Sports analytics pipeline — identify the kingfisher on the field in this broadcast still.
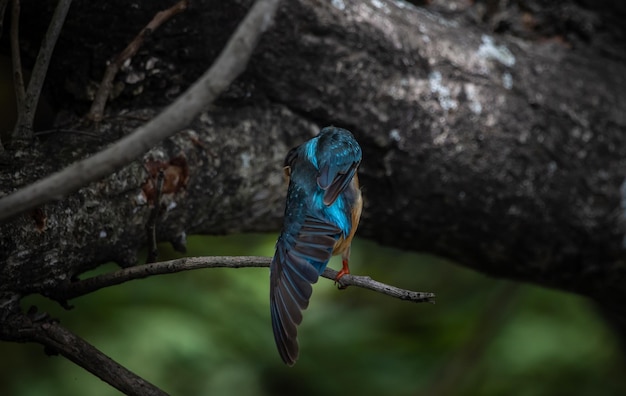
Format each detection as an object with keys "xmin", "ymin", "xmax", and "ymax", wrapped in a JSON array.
[{"xmin": 270, "ymin": 126, "xmax": 363, "ymax": 366}]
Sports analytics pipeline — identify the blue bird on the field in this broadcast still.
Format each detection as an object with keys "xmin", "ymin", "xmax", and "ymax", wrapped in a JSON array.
[{"xmin": 270, "ymin": 126, "xmax": 363, "ymax": 366}]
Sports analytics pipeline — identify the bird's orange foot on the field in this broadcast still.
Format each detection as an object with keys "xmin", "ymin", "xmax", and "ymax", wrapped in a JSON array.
[{"xmin": 334, "ymin": 259, "xmax": 351, "ymax": 289}]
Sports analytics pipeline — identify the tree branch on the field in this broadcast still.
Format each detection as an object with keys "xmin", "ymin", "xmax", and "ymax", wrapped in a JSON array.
[
  {"xmin": 30, "ymin": 254, "xmax": 433, "ymax": 396},
  {"xmin": 6, "ymin": 312, "xmax": 168, "ymax": 396},
  {"xmin": 327, "ymin": 267, "xmax": 436, "ymax": 303},
  {"xmin": 10, "ymin": 0, "xmax": 25, "ymax": 111},
  {"xmin": 0, "ymin": 0, "xmax": 281, "ymax": 222},
  {"xmin": 0, "ymin": 0, "xmax": 9, "ymax": 152},
  {"xmin": 12, "ymin": 0, "xmax": 73, "ymax": 142},
  {"xmin": 87, "ymin": 0, "xmax": 190, "ymax": 124},
  {"xmin": 50, "ymin": 256, "xmax": 435, "ymax": 304},
  {"xmin": 0, "ymin": 0, "xmax": 8, "ymax": 42}
]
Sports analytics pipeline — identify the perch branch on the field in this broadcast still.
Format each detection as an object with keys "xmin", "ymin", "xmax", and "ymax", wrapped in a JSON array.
[
  {"xmin": 0, "ymin": 0, "xmax": 281, "ymax": 222},
  {"xmin": 6, "ymin": 313, "xmax": 168, "ymax": 396},
  {"xmin": 12, "ymin": 0, "xmax": 73, "ymax": 142},
  {"xmin": 326, "ymin": 267, "xmax": 436, "ymax": 303},
  {"xmin": 87, "ymin": 0, "xmax": 190, "ymax": 124},
  {"xmin": 50, "ymin": 256, "xmax": 436, "ymax": 303}
]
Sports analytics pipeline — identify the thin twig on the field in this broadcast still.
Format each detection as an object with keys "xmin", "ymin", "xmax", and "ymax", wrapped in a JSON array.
[
  {"xmin": 145, "ymin": 170, "xmax": 164, "ymax": 264},
  {"xmin": 0, "ymin": 0, "xmax": 6, "ymax": 153},
  {"xmin": 0, "ymin": 0, "xmax": 6, "ymax": 148},
  {"xmin": 8, "ymin": 314, "xmax": 168, "ymax": 396},
  {"xmin": 50, "ymin": 256, "xmax": 436, "ymax": 303},
  {"xmin": 10, "ymin": 0, "xmax": 25, "ymax": 111},
  {"xmin": 33, "ymin": 129, "xmax": 100, "ymax": 138},
  {"xmin": 0, "ymin": 0, "xmax": 5, "ymax": 161},
  {"xmin": 0, "ymin": 0, "xmax": 282, "ymax": 222},
  {"xmin": 87, "ymin": 0, "xmax": 189, "ymax": 124},
  {"xmin": 0, "ymin": 0, "xmax": 9, "ymax": 42},
  {"xmin": 12, "ymin": 0, "xmax": 73, "ymax": 142},
  {"xmin": 328, "ymin": 267, "xmax": 436, "ymax": 303}
]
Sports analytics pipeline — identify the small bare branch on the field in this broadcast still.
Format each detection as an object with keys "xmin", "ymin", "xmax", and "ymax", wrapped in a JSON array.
[
  {"xmin": 50, "ymin": 256, "xmax": 436, "ymax": 304},
  {"xmin": 10, "ymin": 0, "xmax": 25, "ymax": 111},
  {"xmin": 87, "ymin": 0, "xmax": 189, "ymax": 124},
  {"xmin": 327, "ymin": 267, "xmax": 436, "ymax": 303},
  {"xmin": 0, "ymin": 0, "xmax": 6, "ymax": 152},
  {"xmin": 0, "ymin": 0, "xmax": 282, "ymax": 222},
  {"xmin": 0, "ymin": 0, "xmax": 9, "ymax": 42},
  {"xmin": 12, "ymin": 0, "xmax": 73, "ymax": 142}
]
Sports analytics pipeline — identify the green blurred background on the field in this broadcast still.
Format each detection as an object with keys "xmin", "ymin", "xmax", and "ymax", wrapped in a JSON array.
[{"xmin": 1, "ymin": 234, "xmax": 625, "ymax": 396}]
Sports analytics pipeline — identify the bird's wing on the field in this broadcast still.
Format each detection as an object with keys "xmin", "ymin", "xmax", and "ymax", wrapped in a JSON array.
[
  {"xmin": 316, "ymin": 145, "xmax": 361, "ymax": 206},
  {"xmin": 318, "ymin": 161, "xmax": 359, "ymax": 206},
  {"xmin": 270, "ymin": 215, "xmax": 341, "ymax": 366}
]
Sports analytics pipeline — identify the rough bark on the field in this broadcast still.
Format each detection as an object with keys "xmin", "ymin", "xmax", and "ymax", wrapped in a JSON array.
[{"xmin": 1, "ymin": 0, "xmax": 625, "ymax": 326}]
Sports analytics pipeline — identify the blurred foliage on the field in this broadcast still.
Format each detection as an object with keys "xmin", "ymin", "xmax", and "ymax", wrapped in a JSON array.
[{"xmin": 1, "ymin": 234, "xmax": 625, "ymax": 396}]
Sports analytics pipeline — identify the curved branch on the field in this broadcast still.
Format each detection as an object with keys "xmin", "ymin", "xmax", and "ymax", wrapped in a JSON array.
[
  {"xmin": 10, "ymin": 0, "xmax": 25, "ymax": 110},
  {"xmin": 13, "ymin": 0, "xmax": 73, "ymax": 141},
  {"xmin": 87, "ymin": 0, "xmax": 190, "ymax": 123},
  {"xmin": 3, "ymin": 310, "xmax": 167, "ymax": 396},
  {"xmin": 0, "ymin": 0, "xmax": 281, "ymax": 222},
  {"xmin": 31, "ymin": 320, "xmax": 168, "ymax": 396},
  {"xmin": 50, "ymin": 256, "xmax": 435, "ymax": 304}
]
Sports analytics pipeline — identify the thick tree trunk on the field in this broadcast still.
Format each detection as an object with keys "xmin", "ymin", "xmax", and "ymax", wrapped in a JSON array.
[{"xmin": 1, "ymin": 0, "xmax": 625, "ymax": 325}]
